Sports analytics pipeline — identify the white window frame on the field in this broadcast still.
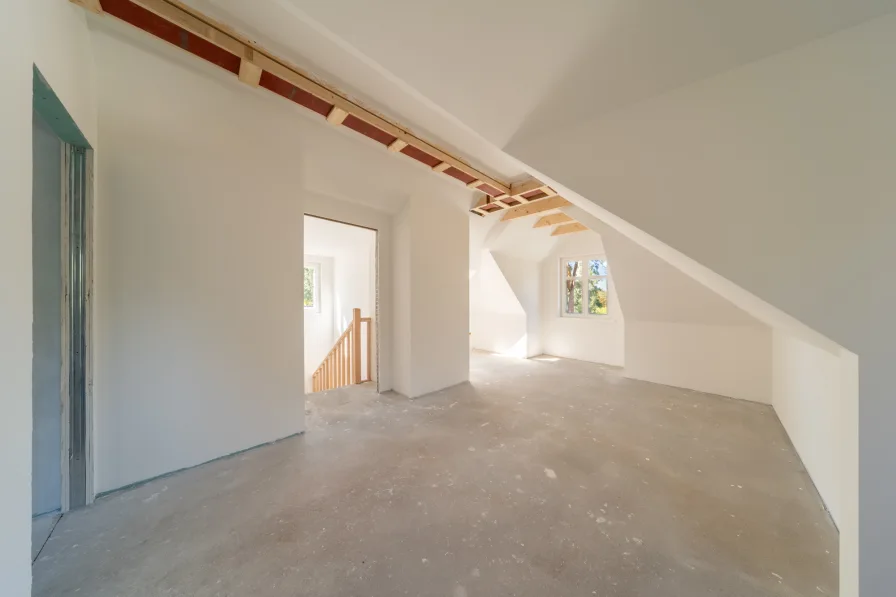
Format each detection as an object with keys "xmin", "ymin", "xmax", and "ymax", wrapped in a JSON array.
[
  {"xmin": 560, "ymin": 255, "xmax": 609, "ymax": 318},
  {"xmin": 304, "ymin": 262, "xmax": 321, "ymax": 312}
]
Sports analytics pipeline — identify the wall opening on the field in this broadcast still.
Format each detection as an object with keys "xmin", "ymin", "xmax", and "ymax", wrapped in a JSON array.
[
  {"xmin": 303, "ymin": 215, "xmax": 378, "ymax": 394},
  {"xmin": 31, "ymin": 67, "xmax": 95, "ymax": 556}
]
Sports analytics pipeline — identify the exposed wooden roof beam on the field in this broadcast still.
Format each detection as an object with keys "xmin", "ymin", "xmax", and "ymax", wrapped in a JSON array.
[
  {"xmin": 534, "ymin": 213, "xmax": 573, "ymax": 228},
  {"xmin": 470, "ymin": 196, "xmax": 490, "ymax": 216},
  {"xmin": 509, "ymin": 179, "xmax": 553, "ymax": 198},
  {"xmin": 500, "ymin": 195, "xmax": 571, "ymax": 221},
  {"xmin": 90, "ymin": 0, "xmax": 512, "ymax": 195},
  {"xmin": 551, "ymin": 222, "xmax": 588, "ymax": 236},
  {"xmin": 490, "ymin": 194, "xmax": 514, "ymax": 208}
]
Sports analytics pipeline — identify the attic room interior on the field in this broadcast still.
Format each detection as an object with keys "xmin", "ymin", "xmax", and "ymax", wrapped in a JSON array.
[{"xmin": 4, "ymin": 1, "xmax": 895, "ymax": 596}]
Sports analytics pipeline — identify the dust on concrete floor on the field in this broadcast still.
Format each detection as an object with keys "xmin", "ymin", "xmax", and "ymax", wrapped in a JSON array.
[{"xmin": 33, "ymin": 351, "xmax": 837, "ymax": 596}]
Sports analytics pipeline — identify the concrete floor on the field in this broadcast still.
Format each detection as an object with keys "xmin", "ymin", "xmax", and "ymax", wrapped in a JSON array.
[
  {"xmin": 31, "ymin": 513, "xmax": 60, "ymax": 563},
  {"xmin": 33, "ymin": 352, "xmax": 837, "ymax": 596}
]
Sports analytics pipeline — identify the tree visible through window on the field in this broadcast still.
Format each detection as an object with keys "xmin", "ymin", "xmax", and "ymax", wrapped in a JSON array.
[
  {"xmin": 563, "ymin": 257, "xmax": 608, "ymax": 316},
  {"xmin": 304, "ymin": 266, "xmax": 315, "ymax": 308}
]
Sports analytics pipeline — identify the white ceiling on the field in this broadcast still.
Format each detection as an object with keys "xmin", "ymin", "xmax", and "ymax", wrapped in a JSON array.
[{"xmin": 192, "ymin": 0, "xmax": 896, "ymax": 158}]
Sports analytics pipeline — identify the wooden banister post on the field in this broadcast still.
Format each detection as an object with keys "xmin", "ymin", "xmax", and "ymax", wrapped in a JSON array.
[
  {"xmin": 352, "ymin": 308, "xmax": 362, "ymax": 384},
  {"xmin": 366, "ymin": 319, "xmax": 372, "ymax": 383}
]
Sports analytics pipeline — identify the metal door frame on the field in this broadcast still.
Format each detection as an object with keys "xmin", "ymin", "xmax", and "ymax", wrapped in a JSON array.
[
  {"xmin": 61, "ymin": 145, "xmax": 94, "ymax": 510},
  {"xmin": 36, "ymin": 66, "xmax": 95, "ymax": 511}
]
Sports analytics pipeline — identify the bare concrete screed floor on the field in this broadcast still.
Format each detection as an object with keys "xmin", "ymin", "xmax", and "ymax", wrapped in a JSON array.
[{"xmin": 33, "ymin": 352, "xmax": 837, "ymax": 596}]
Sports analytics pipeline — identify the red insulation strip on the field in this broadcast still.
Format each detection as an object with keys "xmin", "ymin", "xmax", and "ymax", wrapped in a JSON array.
[
  {"xmin": 103, "ymin": 0, "xmax": 240, "ymax": 74},
  {"xmin": 258, "ymin": 71, "xmax": 332, "ymax": 116},
  {"xmin": 400, "ymin": 145, "xmax": 442, "ymax": 168},
  {"xmin": 342, "ymin": 115, "xmax": 395, "ymax": 146},
  {"xmin": 443, "ymin": 167, "xmax": 476, "ymax": 185}
]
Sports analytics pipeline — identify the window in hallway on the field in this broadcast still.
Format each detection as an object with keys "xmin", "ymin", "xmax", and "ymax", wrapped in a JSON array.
[{"xmin": 304, "ymin": 263, "xmax": 319, "ymax": 310}]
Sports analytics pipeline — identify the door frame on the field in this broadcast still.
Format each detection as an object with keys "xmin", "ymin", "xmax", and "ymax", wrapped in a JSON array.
[
  {"xmin": 35, "ymin": 66, "xmax": 95, "ymax": 511},
  {"xmin": 303, "ymin": 214, "xmax": 381, "ymax": 392}
]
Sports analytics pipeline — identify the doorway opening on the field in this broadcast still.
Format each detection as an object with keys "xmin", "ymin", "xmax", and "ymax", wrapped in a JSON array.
[
  {"xmin": 303, "ymin": 215, "xmax": 378, "ymax": 394},
  {"xmin": 32, "ymin": 67, "xmax": 94, "ymax": 559}
]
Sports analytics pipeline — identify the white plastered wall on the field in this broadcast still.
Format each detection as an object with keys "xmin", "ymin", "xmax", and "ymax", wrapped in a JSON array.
[
  {"xmin": 393, "ymin": 193, "xmax": 470, "ymax": 398},
  {"xmin": 772, "ymin": 331, "xmax": 843, "ymax": 526},
  {"xmin": 585, "ymin": 217, "xmax": 772, "ymax": 404},
  {"xmin": 470, "ymin": 251, "xmax": 527, "ymax": 357},
  {"xmin": 491, "ymin": 254, "xmax": 542, "ymax": 357},
  {"xmin": 92, "ymin": 28, "xmax": 305, "ymax": 493},
  {"xmin": 392, "ymin": 205, "xmax": 413, "ymax": 396},
  {"xmin": 2, "ymin": 3, "xmax": 35, "ymax": 594}
]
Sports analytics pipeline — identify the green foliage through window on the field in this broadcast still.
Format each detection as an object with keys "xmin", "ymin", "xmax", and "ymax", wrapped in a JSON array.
[
  {"xmin": 304, "ymin": 266, "xmax": 315, "ymax": 308},
  {"xmin": 564, "ymin": 257, "xmax": 608, "ymax": 316}
]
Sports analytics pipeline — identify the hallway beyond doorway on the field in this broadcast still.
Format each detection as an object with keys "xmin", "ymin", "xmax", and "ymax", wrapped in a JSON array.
[{"xmin": 304, "ymin": 215, "xmax": 377, "ymax": 394}]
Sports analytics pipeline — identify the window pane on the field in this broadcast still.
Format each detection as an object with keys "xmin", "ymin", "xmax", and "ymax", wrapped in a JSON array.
[
  {"xmin": 588, "ymin": 278, "xmax": 608, "ymax": 315},
  {"xmin": 304, "ymin": 267, "xmax": 315, "ymax": 307},
  {"xmin": 589, "ymin": 259, "xmax": 608, "ymax": 276},
  {"xmin": 565, "ymin": 279, "xmax": 583, "ymax": 314},
  {"xmin": 565, "ymin": 260, "xmax": 582, "ymax": 278}
]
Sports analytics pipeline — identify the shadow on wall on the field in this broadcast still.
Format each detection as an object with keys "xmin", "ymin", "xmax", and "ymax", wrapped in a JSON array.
[{"xmin": 469, "ymin": 250, "xmax": 528, "ymax": 357}]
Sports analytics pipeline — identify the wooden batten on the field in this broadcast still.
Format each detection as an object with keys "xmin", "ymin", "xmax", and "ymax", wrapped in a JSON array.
[
  {"xmin": 326, "ymin": 106, "xmax": 348, "ymax": 125},
  {"xmin": 551, "ymin": 222, "xmax": 588, "ymax": 236},
  {"xmin": 509, "ymin": 178, "xmax": 553, "ymax": 198},
  {"xmin": 534, "ymin": 213, "xmax": 573, "ymax": 228},
  {"xmin": 432, "ymin": 162, "xmax": 451, "ymax": 173},
  {"xmin": 388, "ymin": 139, "xmax": 408, "ymax": 152},
  {"xmin": 238, "ymin": 58, "xmax": 262, "ymax": 87},
  {"xmin": 500, "ymin": 195, "xmax": 571, "ymax": 221}
]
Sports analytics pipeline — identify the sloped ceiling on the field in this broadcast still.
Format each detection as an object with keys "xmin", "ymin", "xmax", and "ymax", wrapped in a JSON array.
[
  {"xmin": 587, "ymin": 219, "xmax": 763, "ymax": 327},
  {"xmin": 191, "ymin": 0, "xmax": 896, "ymax": 150}
]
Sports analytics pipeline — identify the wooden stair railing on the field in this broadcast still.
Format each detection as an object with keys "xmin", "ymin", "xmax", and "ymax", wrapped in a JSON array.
[{"xmin": 312, "ymin": 308, "xmax": 373, "ymax": 392}]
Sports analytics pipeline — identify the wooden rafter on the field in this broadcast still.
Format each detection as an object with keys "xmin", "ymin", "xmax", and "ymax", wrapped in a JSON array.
[
  {"xmin": 551, "ymin": 222, "xmax": 588, "ymax": 236},
  {"xmin": 76, "ymin": 0, "xmax": 513, "ymax": 196},
  {"xmin": 463, "ymin": 177, "xmax": 557, "ymax": 217},
  {"xmin": 534, "ymin": 213, "xmax": 573, "ymax": 228},
  {"xmin": 500, "ymin": 195, "xmax": 571, "ymax": 221}
]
